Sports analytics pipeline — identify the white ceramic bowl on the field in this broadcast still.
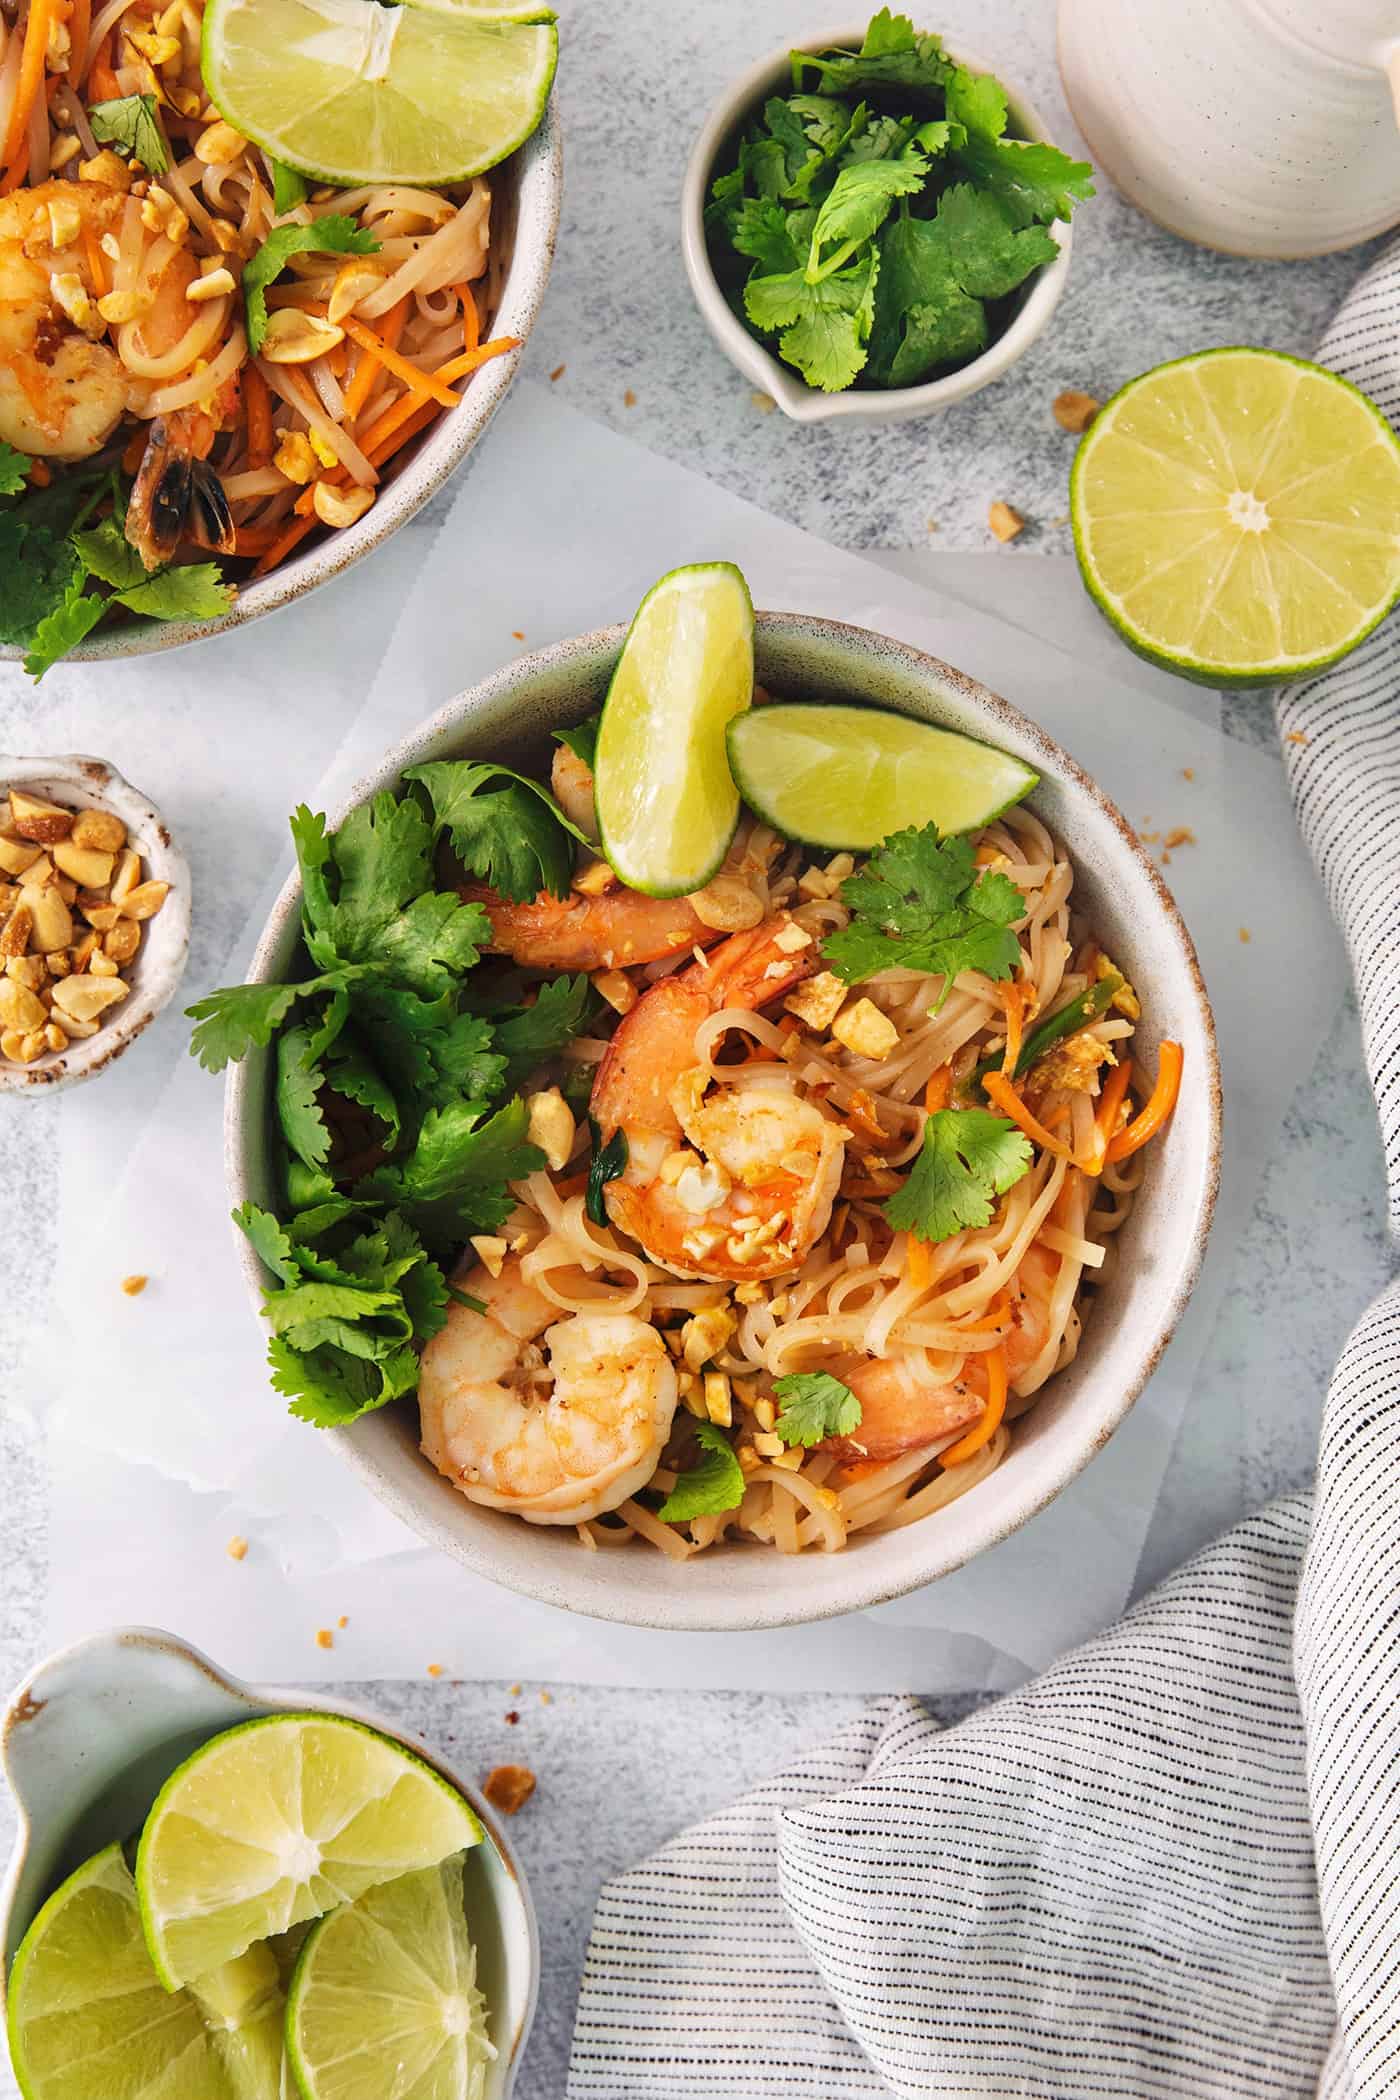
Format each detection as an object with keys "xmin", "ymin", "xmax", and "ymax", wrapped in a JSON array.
[
  {"xmin": 0, "ymin": 1628, "xmax": 538, "ymax": 2098},
  {"xmin": 0, "ymin": 755, "xmax": 190, "ymax": 1093},
  {"xmin": 226, "ymin": 612, "xmax": 1221, "ymax": 1633},
  {"xmin": 681, "ymin": 26, "xmax": 1073, "ymax": 424},
  {"xmin": 0, "ymin": 109, "xmax": 562, "ymax": 669}
]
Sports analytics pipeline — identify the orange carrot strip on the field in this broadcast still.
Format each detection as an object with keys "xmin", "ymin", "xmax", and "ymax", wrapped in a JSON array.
[
  {"xmin": 251, "ymin": 512, "xmax": 317, "ymax": 578},
  {"xmin": 0, "ymin": 138, "xmax": 29, "ymax": 195},
  {"xmin": 87, "ymin": 31, "xmax": 117, "ymax": 97},
  {"xmin": 121, "ymin": 428, "xmax": 146, "ymax": 475},
  {"xmin": 65, "ymin": 0, "xmax": 89, "ymax": 86},
  {"xmin": 1105, "ymin": 1042, "xmax": 1183, "ymax": 1164},
  {"xmin": 982, "ymin": 1071, "xmax": 1074, "ymax": 1161},
  {"xmin": 26, "ymin": 457, "xmax": 50, "ymax": 486},
  {"xmin": 243, "ymin": 363, "xmax": 273, "ymax": 469},
  {"xmin": 1051, "ymin": 1164, "xmax": 1082, "ymax": 1228},
  {"xmin": 905, "ymin": 1236, "xmax": 932, "ymax": 1293},
  {"xmin": 1085, "ymin": 1055, "xmax": 1134, "ymax": 1175},
  {"xmin": 923, "ymin": 1064, "xmax": 951, "ymax": 1113},
  {"xmin": 342, "ymin": 315, "xmax": 461, "ymax": 409},
  {"xmin": 432, "ymin": 334, "xmax": 519, "ymax": 385},
  {"xmin": 455, "ymin": 281, "xmax": 479, "ymax": 352},
  {"xmin": 342, "ymin": 295, "xmax": 408, "ymax": 421},
  {"xmin": 233, "ymin": 524, "xmax": 283, "ymax": 556},
  {"xmin": 999, "ymin": 982, "xmax": 1025, "ymax": 1076},
  {"xmin": 939, "ymin": 1343, "xmax": 1008, "ymax": 1467},
  {"xmin": 2, "ymin": 0, "xmax": 55, "ymax": 179},
  {"xmin": 81, "ymin": 220, "xmax": 108, "ymax": 298}
]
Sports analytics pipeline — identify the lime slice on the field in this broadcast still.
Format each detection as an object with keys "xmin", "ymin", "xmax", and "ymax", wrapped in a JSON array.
[
  {"xmin": 135, "ymin": 1714, "xmax": 482, "ymax": 1990},
  {"xmin": 726, "ymin": 703, "xmax": 1037, "ymax": 849},
  {"xmin": 286, "ymin": 1854, "xmax": 494, "ymax": 2100},
  {"xmin": 400, "ymin": 0, "xmax": 554, "ymax": 19},
  {"xmin": 6, "ymin": 1844, "xmax": 283, "ymax": 2100},
  {"xmin": 595, "ymin": 562, "xmax": 754, "ymax": 896},
  {"xmin": 1071, "ymin": 346, "xmax": 1400, "ymax": 688},
  {"xmin": 201, "ymin": 0, "xmax": 557, "ymax": 187}
]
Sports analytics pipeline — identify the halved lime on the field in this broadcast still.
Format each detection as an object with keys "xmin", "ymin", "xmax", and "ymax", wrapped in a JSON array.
[
  {"xmin": 726, "ymin": 702, "xmax": 1037, "ymax": 848},
  {"xmin": 286, "ymin": 1854, "xmax": 494, "ymax": 2100},
  {"xmin": 595, "ymin": 562, "xmax": 755, "ymax": 896},
  {"xmin": 400, "ymin": 0, "xmax": 554, "ymax": 19},
  {"xmin": 135, "ymin": 1714, "xmax": 481, "ymax": 1991},
  {"xmin": 1071, "ymin": 347, "xmax": 1400, "ymax": 688},
  {"xmin": 201, "ymin": 0, "xmax": 557, "ymax": 187},
  {"xmin": 6, "ymin": 1844, "xmax": 283, "ymax": 2100}
]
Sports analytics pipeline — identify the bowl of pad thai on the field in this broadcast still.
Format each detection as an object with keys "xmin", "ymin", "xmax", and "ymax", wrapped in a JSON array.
[
  {"xmin": 214, "ymin": 575, "xmax": 1220, "ymax": 1630},
  {"xmin": 0, "ymin": 0, "xmax": 561, "ymax": 676}
]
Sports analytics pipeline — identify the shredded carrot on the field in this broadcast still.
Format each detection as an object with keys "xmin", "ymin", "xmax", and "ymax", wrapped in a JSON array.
[
  {"xmin": 905, "ymin": 1236, "xmax": 932, "ymax": 1293},
  {"xmin": 1105, "ymin": 1041, "xmax": 1183, "ymax": 1163},
  {"xmin": 26, "ymin": 457, "xmax": 50, "ymax": 486},
  {"xmin": 87, "ymin": 31, "xmax": 117, "ymax": 98},
  {"xmin": 232, "ymin": 524, "xmax": 283, "ymax": 557},
  {"xmin": 343, "ymin": 296, "xmax": 408, "ymax": 422},
  {"xmin": 251, "ymin": 512, "xmax": 317, "ymax": 578},
  {"xmin": 999, "ymin": 982, "xmax": 1025, "ymax": 1076},
  {"xmin": 243, "ymin": 363, "xmax": 273, "ymax": 469},
  {"xmin": 957, "ymin": 1300, "xmax": 1010, "ymax": 1335},
  {"xmin": 923, "ymin": 1064, "xmax": 951, "ymax": 1113},
  {"xmin": 326, "ymin": 340, "xmax": 348, "ymax": 378},
  {"xmin": 121, "ymin": 428, "xmax": 146, "ymax": 475},
  {"xmin": 1086, "ymin": 1056, "xmax": 1133, "ymax": 1174},
  {"xmin": 432, "ymin": 334, "xmax": 519, "ymax": 385},
  {"xmin": 2, "ymin": 0, "xmax": 55, "ymax": 179},
  {"xmin": 844, "ymin": 1087, "xmax": 886, "ymax": 1142},
  {"xmin": 982, "ymin": 1071, "xmax": 1074, "ymax": 1160},
  {"xmin": 939, "ymin": 1343, "xmax": 1008, "ymax": 1467},
  {"xmin": 82, "ymin": 221, "xmax": 108, "ymax": 299},
  {"xmin": 1051, "ymin": 1164, "xmax": 1082, "ymax": 1228},
  {"xmin": 342, "ymin": 315, "xmax": 461, "ymax": 409},
  {"xmin": 456, "ymin": 282, "xmax": 479, "ymax": 352},
  {"xmin": 65, "ymin": 0, "xmax": 89, "ymax": 85},
  {"xmin": 0, "ymin": 139, "xmax": 29, "ymax": 196}
]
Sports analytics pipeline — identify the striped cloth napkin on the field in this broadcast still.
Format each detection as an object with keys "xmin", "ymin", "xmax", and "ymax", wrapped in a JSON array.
[{"xmin": 565, "ymin": 239, "xmax": 1400, "ymax": 2100}]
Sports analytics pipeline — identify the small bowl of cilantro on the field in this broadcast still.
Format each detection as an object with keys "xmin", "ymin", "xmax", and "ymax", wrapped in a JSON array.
[{"xmin": 683, "ymin": 11, "xmax": 1093, "ymax": 420}]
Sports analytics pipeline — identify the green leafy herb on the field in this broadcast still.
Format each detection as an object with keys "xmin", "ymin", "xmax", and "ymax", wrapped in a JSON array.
[
  {"xmin": 88, "ymin": 94, "xmax": 169, "ymax": 174},
  {"xmin": 823, "ymin": 822, "xmax": 1024, "ymax": 998},
  {"xmin": 772, "ymin": 1371, "xmax": 862, "ymax": 1446},
  {"xmin": 115, "ymin": 564, "xmax": 235, "ymax": 622},
  {"xmin": 23, "ymin": 574, "xmax": 104, "ymax": 680},
  {"xmin": 884, "ymin": 1107, "xmax": 1032, "ymax": 1244},
  {"xmin": 242, "ymin": 216, "xmax": 380, "ymax": 354},
  {"xmin": 792, "ymin": 8, "xmax": 951, "ymax": 96},
  {"xmin": 0, "ymin": 443, "xmax": 30, "ymax": 498},
  {"xmin": 806, "ymin": 148, "xmax": 928, "ymax": 275},
  {"xmin": 586, "ymin": 1117, "xmax": 628, "ymax": 1227},
  {"xmin": 657, "ymin": 1420, "xmax": 746, "ymax": 1522},
  {"xmin": 745, "ymin": 248, "xmax": 879, "ymax": 394},
  {"xmin": 358, "ymin": 1096, "xmax": 543, "ymax": 1253},
  {"xmin": 292, "ymin": 792, "xmax": 490, "ymax": 996},
  {"xmin": 270, "ymin": 159, "xmax": 310, "ymax": 213},
  {"xmin": 405, "ymin": 759, "xmax": 587, "ymax": 904},
  {"xmin": 553, "ymin": 715, "xmax": 600, "ymax": 768},
  {"xmin": 276, "ymin": 1024, "xmax": 332, "ymax": 1170},
  {"xmin": 493, "ymin": 974, "xmax": 598, "ymax": 1088}
]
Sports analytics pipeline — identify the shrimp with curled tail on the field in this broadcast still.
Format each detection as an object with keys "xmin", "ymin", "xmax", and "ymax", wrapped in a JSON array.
[
  {"xmin": 418, "ymin": 1254, "xmax": 678, "ymax": 1523},
  {"xmin": 590, "ymin": 915, "xmax": 850, "ymax": 1283}
]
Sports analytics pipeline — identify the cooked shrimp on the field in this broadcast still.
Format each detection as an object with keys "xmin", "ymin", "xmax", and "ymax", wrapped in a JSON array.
[
  {"xmin": 590, "ymin": 916, "xmax": 848, "ymax": 1281},
  {"xmin": 418, "ymin": 1255, "xmax": 678, "ymax": 1524},
  {"xmin": 824, "ymin": 1244, "xmax": 1060, "ymax": 1461}
]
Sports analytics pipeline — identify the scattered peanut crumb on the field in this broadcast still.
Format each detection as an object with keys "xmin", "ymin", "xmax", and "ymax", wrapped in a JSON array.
[
  {"xmin": 540, "ymin": 1689, "xmax": 553, "ymax": 1705},
  {"xmin": 505, "ymin": 1710, "xmax": 520, "ymax": 1725},
  {"xmin": 1053, "ymin": 388, "xmax": 1100, "ymax": 433},
  {"xmin": 427, "ymin": 1663, "xmax": 444, "ymax": 1678},
  {"xmin": 1286, "ymin": 730, "xmax": 1309, "ymax": 745},
  {"xmin": 121, "ymin": 1274, "xmax": 148, "ymax": 1296},
  {"xmin": 988, "ymin": 500, "xmax": 1025, "ymax": 542},
  {"xmin": 1239, "ymin": 927, "xmax": 1251, "ymax": 944},
  {"xmin": 750, "ymin": 390, "xmax": 775, "ymax": 414},
  {"xmin": 337, "ymin": 1615, "xmax": 348, "ymax": 1629},
  {"xmin": 483, "ymin": 1763, "xmax": 536, "ymax": 1816},
  {"xmin": 1182, "ymin": 768, "xmax": 1195, "ymax": 781},
  {"xmin": 509, "ymin": 1682, "xmax": 522, "ymax": 1696},
  {"xmin": 623, "ymin": 388, "xmax": 637, "ymax": 407},
  {"xmin": 1162, "ymin": 826, "xmax": 1195, "ymax": 850},
  {"xmin": 511, "ymin": 629, "xmax": 525, "ymax": 640},
  {"xmin": 549, "ymin": 363, "xmax": 566, "ymax": 382},
  {"xmin": 226, "ymin": 1535, "xmax": 248, "ymax": 1562},
  {"xmin": 315, "ymin": 1628, "xmax": 333, "ymax": 1650},
  {"xmin": 926, "ymin": 518, "xmax": 940, "ymax": 533}
]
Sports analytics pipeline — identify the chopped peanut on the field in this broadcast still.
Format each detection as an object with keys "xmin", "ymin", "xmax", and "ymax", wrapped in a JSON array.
[
  {"xmin": 8, "ymin": 791, "xmax": 73, "ymax": 844},
  {"xmin": 526, "ymin": 1086, "xmax": 575, "ymax": 1172},
  {"xmin": 592, "ymin": 968, "xmax": 637, "ymax": 1015},
  {"xmin": 312, "ymin": 480, "xmax": 374, "ymax": 529},
  {"xmin": 1053, "ymin": 389, "xmax": 1100, "ymax": 433},
  {"xmin": 681, "ymin": 1303, "xmax": 736, "ymax": 1372},
  {"xmin": 483, "ymin": 1764, "xmax": 536, "ymax": 1815},
  {"xmin": 784, "ymin": 969, "xmax": 847, "ymax": 1031},
  {"xmin": 469, "ymin": 1235, "xmax": 508, "ymax": 1278},
  {"xmin": 988, "ymin": 501, "xmax": 1026, "ymax": 542},
  {"xmin": 831, "ymin": 997, "xmax": 899, "ymax": 1060}
]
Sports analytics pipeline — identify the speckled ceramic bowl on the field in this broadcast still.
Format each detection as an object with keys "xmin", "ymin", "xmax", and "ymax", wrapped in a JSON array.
[
  {"xmin": 0, "ymin": 755, "xmax": 190, "ymax": 1093},
  {"xmin": 225, "ymin": 613, "xmax": 1221, "ymax": 1632},
  {"xmin": 0, "ymin": 109, "xmax": 562, "ymax": 670},
  {"xmin": 681, "ymin": 27, "xmax": 1073, "ymax": 423},
  {"xmin": 0, "ymin": 1628, "xmax": 539, "ymax": 2097}
]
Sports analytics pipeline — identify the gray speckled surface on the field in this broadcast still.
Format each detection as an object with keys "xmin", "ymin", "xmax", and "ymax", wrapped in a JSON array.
[{"xmin": 0, "ymin": 2, "xmax": 1395, "ymax": 2094}]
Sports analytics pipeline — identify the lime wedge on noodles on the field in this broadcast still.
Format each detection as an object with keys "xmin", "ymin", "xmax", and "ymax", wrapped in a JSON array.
[
  {"xmin": 595, "ymin": 562, "xmax": 755, "ymax": 896},
  {"xmin": 135, "ymin": 1712, "xmax": 481, "ymax": 1990},
  {"xmin": 286, "ymin": 1855, "xmax": 493, "ymax": 2100},
  {"xmin": 201, "ymin": 0, "xmax": 557, "ymax": 186},
  {"xmin": 1071, "ymin": 346, "xmax": 1400, "ymax": 687},
  {"xmin": 727, "ymin": 703, "xmax": 1037, "ymax": 849}
]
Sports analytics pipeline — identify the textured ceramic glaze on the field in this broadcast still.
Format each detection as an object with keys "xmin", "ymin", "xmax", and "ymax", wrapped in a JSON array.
[
  {"xmin": 0, "ymin": 756, "xmax": 190, "ymax": 1094},
  {"xmin": 681, "ymin": 26, "xmax": 1073, "ymax": 424},
  {"xmin": 225, "ymin": 612, "xmax": 1221, "ymax": 1632},
  {"xmin": 1058, "ymin": 0, "xmax": 1400, "ymax": 258},
  {"xmin": 0, "ymin": 106, "xmax": 563, "ymax": 669},
  {"xmin": 0, "ymin": 1629, "xmax": 539, "ymax": 2096}
]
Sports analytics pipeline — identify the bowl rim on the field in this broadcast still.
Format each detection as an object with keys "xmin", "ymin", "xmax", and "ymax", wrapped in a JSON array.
[
  {"xmin": 0, "ymin": 100, "xmax": 563, "ymax": 669},
  {"xmin": 680, "ymin": 22, "xmax": 1074, "ymax": 423},
  {"xmin": 224, "ymin": 609, "xmax": 1222, "ymax": 1631}
]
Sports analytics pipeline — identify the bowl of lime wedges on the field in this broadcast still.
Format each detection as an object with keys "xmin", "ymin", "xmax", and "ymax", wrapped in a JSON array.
[{"xmin": 1, "ymin": 1628, "xmax": 538, "ymax": 2100}]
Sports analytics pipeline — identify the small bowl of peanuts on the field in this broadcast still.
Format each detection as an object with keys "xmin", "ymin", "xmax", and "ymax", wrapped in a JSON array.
[{"xmin": 0, "ymin": 756, "xmax": 190, "ymax": 1092}]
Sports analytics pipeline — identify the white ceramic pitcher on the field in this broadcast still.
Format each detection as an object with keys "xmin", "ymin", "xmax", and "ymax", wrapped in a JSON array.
[{"xmin": 1058, "ymin": 0, "xmax": 1400, "ymax": 257}]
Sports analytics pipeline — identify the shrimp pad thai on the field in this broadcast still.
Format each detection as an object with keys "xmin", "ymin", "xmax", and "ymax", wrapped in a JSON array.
[{"xmin": 196, "ymin": 648, "xmax": 1183, "ymax": 1566}]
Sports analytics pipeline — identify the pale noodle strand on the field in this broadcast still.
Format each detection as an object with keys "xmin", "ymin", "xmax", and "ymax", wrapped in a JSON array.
[{"xmin": 143, "ymin": 323, "xmax": 246, "ymax": 415}]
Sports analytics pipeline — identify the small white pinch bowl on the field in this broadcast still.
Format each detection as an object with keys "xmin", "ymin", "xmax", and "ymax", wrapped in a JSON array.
[
  {"xmin": 681, "ymin": 25, "xmax": 1074, "ymax": 424},
  {"xmin": 0, "ymin": 1628, "xmax": 539, "ymax": 2098},
  {"xmin": 0, "ymin": 755, "xmax": 190, "ymax": 1094},
  {"xmin": 226, "ymin": 611, "xmax": 1221, "ymax": 1634}
]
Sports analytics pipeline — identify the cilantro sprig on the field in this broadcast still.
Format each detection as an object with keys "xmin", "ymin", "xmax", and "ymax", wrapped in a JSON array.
[
  {"xmin": 772, "ymin": 1371, "xmax": 862, "ymax": 1446},
  {"xmin": 88, "ymin": 93, "xmax": 169, "ymax": 175},
  {"xmin": 242, "ymin": 217, "xmax": 380, "ymax": 354},
  {"xmin": 657, "ymin": 1420, "xmax": 746, "ymax": 1521},
  {"xmin": 884, "ymin": 1106, "xmax": 1032, "ymax": 1244},
  {"xmin": 823, "ymin": 821, "xmax": 1025, "ymax": 1001},
  {"xmin": 706, "ymin": 8, "xmax": 1092, "ymax": 393}
]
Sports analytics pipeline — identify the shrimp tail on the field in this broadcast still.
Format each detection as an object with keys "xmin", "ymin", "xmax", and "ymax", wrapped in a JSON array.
[{"xmin": 125, "ymin": 416, "xmax": 236, "ymax": 571}]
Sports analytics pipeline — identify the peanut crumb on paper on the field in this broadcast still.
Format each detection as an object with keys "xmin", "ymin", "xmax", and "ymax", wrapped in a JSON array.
[
  {"xmin": 121, "ymin": 1274, "xmax": 148, "ymax": 1297},
  {"xmin": 549, "ymin": 363, "xmax": 565, "ymax": 382},
  {"xmin": 1182, "ymin": 768, "xmax": 1195, "ymax": 782},
  {"xmin": 540, "ymin": 1689, "xmax": 553, "ymax": 1705},
  {"xmin": 1053, "ymin": 388, "xmax": 1100, "ymax": 433},
  {"xmin": 926, "ymin": 518, "xmax": 939, "ymax": 533},
  {"xmin": 988, "ymin": 501, "xmax": 1025, "ymax": 542},
  {"xmin": 483, "ymin": 1764, "xmax": 536, "ymax": 1816},
  {"xmin": 226, "ymin": 1535, "xmax": 248, "ymax": 1562},
  {"xmin": 623, "ymin": 388, "xmax": 637, "ymax": 407},
  {"xmin": 1286, "ymin": 730, "xmax": 1309, "ymax": 745},
  {"xmin": 315, "ymin": 1628, "xmax": 333, "ymax": 1650},
  {"xmin": 337, "ymin": 1615, "xmax": 348, "ymax": 1629},
  {"xmin": 426, "ymin": 1663, "xmax": 444, "ymax": 1679},
  {"xmin": 1239, "ymin": 927, "xmax": 1252, "ymax": 944},
  {"xmin": 508, "ymin": 1682, "xmax": 522, "ymax": 1696},
  {"xmin": 511, "ymin": 630, "xmax": 525, "ymax": 641}
]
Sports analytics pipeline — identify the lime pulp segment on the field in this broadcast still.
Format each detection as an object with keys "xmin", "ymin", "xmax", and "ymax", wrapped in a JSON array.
[
  {"xmin": 595, "ymin": 562, "xmax": 755, "ymax": 896},
  {"xmin": 1071, "ymin": 346, "xmax": 1400, "ymax": 686},
  {"xmin": 201, "ymin": 0, "xmax": 557, "ymax": 186},
  {"xmin": 135, "ymin": 1713, "xmax": 482, "ymax": 1991},
  {"xmin": 726, "ymin": 703, "xmax": 1038, "ymax": 849}
]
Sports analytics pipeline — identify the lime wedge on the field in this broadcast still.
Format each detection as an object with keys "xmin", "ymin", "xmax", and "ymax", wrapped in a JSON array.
[
  {"xmin": 286, "ymin": 1854, "xmax": 494, "ymax": 2100},
  {"xmin": 595, "ymin": 562, "xmax": 754, "ymax": 896},
  {"xmin": 135, "ymin": 1714, "xmax": 481, "ymax": 1990},
  {"xmin": 6, "ymin": 1844, "xmax": 283, "ymax": 2100},
  {"xmin": 1071, "ymin": 346, "xmax": 1400, "ymax": 687},
  {"xmin": 400, "ymin": 0, "xmax": 554, "ymax": 19},
  {"xmin": 201, "ymin": 0, "xmax": 557, "ymax": 187},
  {"xmin": 726, "ymin": 702, "xmax": 1037, "ymax": 848}
]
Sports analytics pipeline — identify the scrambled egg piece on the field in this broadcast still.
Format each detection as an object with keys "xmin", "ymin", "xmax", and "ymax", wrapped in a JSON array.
[
  {"xmin": 1096, "ymin": 951, "xmax": 1141, "ymax": 1021},
  {"xmin": 1030, "ymin": 1032, "xmax": 1114, "ymax": 1097}
]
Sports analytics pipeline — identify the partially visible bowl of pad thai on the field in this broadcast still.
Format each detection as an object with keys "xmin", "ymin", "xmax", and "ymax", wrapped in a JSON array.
[
  {"xmin": 216, "ymin": 595, "xmax": 1220, "ymax": 1631},
  {"xmin": 0, "ymin": 0, "xmax": 561, "ymax": 675}
]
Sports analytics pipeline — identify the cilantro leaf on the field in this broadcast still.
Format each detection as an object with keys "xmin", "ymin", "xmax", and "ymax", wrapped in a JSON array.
[
  {"xmin": 187, "ymin": 974, "xmax": 349, "ymax": 1072},
  {"xmin": 232, "ymin": 1201, "xmax": 301, "ymax": 1285},
  {"xmin": 71, "ymin": 515, "xmax": 147, "ymax": 591},
  {"xmin": 772, "ymin": 1371, "xmax": 862, "ymax": 1447},
  {"xmin": 884, "ymin": 1107, "xmax": 1032, "ymax": 1244},
  {"xmin": 24, "ymin": 575, "xmax": 104, "ymax": 679},
  {"xmin": 0, "ymin": 442, "xmax": 29, "ymax": 497},
  {"xmin": 553, "ymin": 714, "xmax": 600, "ymax": 769},
  {"xmin": 657, "ymin": 1420, "xmax": 746, "ymax": 1521},
  {"xmin": 933, "ymin": 183, "xmax": 1059, "ymax": 299},
  {"xmin": 0, "ymin": 516, "xmax": 82, "ymax": 648},
  {"xmin": 268, "ymin": 1333, "xmax": 420, "ymax": 1426},
  {"xmin": 745, "ymin": 248, "xmax": 879, "ymax": 392},
  {"xmin": 243, "ymin": 216, "xmax": 380, "ymax": 354},
  {"xmin": 405, "ymin": 758, "xmax": 586, "ymax": 904},
  {"xmin": 115, "ymin": 563, "xmax": 234, "ymax": 622},
  {"xmin": 867, "ymin": 209, "xmax": 986, "ymax": 386},
  {"xmin": 944, "ymin": 64, "xmax": 1008, "ymax": 142},
  {"xmin": 359, "ymin": 1095, "xmax": 543, "ymax": 1251},
  {"xmin": 823, "ymin": 822, "xmax": 1024, "ymax": 998},
  {"xmin": 956, "ymin": 134, "xmax": 1095, "ymax": 228},
  {"xmin": 494, "ymin": 974, "xmax": 596, "ymax": 1087},
  {"xmin": 807, "ymin": 148, "xmax": 928, "ymax": 274},
  {"xmin": 276, "ymin": 1023, "xmax": 331, "ymax": 1169},
  {"xmin": 324, "ymin": 1037, "xmax": 401, "ymax": 1144},
  {"xmin": 731, "ymin": 196, "xmax": 803, "ymax": 275},
  {"xmin": 270, "ymin": 159, "xmax": 309, "ymax": 213},
  {"xmin": 89, "ymin": 93, "xmax": 169, "ymax": 174},
  {"xmin": 792, "ymin": 10, "xmax": 950, "ymax": 96}
]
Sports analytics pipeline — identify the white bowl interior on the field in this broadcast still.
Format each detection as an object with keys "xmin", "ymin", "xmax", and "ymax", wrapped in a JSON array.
[{"xmin": 228, "ymin": 615, "xmax": 1219, "ymax": 1632}]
